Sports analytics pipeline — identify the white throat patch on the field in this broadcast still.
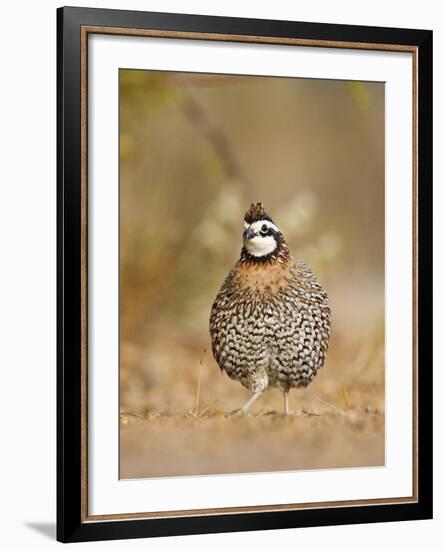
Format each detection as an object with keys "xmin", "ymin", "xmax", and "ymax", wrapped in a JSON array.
[
  {"xmin": 245, "ymin": 235, "xmax": 277, "ymax": 257},
  {"xmin": 244, "ymin": 219, "xmax": 280, "ymax": 257}
]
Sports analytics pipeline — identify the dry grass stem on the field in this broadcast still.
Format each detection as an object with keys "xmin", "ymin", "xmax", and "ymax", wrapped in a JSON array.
[
  {"xmin": 193, "ymin": 348, "xmax": 207, "ymax": 417},
  {"xmin": 343, "ymin": 384, "xmax": 352, "ymax": 411}
]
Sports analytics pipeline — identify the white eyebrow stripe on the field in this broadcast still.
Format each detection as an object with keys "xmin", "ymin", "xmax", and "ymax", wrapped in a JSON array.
[{"xmin": 249, "ymin": 220, "xmax": 280, "ymax": 233}]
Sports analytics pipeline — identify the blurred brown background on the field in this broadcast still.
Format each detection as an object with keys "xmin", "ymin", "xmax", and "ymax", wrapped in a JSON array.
[{"xmin": 119, "ymin": 70, "xmax": 385, "ymax": 479}]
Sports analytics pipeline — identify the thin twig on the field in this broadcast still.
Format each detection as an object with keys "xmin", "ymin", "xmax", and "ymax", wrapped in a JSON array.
[
  {"xmin": 199, "ymin": 400, "xmax": 219, "ymax": 417},
  {"xmin": 312, "ymin": 394, "xmax": 344, "ymax": 413}
]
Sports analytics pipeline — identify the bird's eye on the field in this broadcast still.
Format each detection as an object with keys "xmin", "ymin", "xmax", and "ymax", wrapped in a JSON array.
[{"xmin": 261, "ymin": 224, "xmax": 268, "ymax": 233}]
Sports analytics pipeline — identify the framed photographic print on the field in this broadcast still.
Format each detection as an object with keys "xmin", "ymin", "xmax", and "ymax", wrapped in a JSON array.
[{"xmin": 57, "ymin": 6, "xmax": 433, "ymax": 543}]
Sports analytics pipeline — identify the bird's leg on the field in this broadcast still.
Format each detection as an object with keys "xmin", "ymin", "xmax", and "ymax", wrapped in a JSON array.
[
  {"xmin": 231, "ymin": 391, "xmax": 263, "ymax": 416},
  {"xmin": 283, "ymin": 392, "xmax": 294, "ymax": 415},
  {"xmin": 230, "ymin": 370, "xmax": 268, "ymax": 416}
]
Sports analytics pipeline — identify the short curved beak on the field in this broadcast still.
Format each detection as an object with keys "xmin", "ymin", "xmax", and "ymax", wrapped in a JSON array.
[{"xmin": 244, "ymin": 228, "xmax": 256, "ymax": 240}]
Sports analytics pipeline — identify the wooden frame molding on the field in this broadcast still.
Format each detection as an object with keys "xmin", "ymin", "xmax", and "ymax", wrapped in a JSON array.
[{"xmin": 58, "ymin": 7, "xmax": 432, "ymax": 542}]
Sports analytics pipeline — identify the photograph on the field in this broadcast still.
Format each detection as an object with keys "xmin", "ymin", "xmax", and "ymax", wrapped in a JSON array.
[{"xmin": 118, "ymin": 69, "xmax": 386, "ymax": 479}]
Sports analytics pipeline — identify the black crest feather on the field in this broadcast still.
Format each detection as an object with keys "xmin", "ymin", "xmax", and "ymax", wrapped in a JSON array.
[{"xmin": 244, "ymin": 202, "xmax": 273, "ymax": 224}]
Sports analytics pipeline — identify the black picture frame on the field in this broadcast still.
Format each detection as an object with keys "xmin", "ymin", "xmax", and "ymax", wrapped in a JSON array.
[{"xmin": 57, "ymin": 6, "xmax": 433, "ymax": 543}]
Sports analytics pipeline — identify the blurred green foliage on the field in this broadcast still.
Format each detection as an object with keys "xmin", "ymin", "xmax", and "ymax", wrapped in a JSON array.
[{"xmin": 119, "ymin": 69, "xmax": 384, "ymax": 345}]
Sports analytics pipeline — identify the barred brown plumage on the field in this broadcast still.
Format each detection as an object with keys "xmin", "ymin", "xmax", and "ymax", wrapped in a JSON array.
[{"xmin": 209, "ymin": 202, "xmax": 331, "ymax": 415}]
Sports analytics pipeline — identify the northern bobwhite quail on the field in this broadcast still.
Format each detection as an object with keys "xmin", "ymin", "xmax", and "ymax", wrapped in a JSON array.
[{"xmin": 209, "ymin": 202, "xmax": 331, "ymax": 415}]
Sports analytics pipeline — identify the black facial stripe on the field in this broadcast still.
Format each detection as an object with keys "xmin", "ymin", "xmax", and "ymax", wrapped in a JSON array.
[{"xmin": 260, "ymin": 226, "xmax": 276, "ymax": 237}]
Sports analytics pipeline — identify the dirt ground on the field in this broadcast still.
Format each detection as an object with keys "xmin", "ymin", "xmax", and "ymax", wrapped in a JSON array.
[
  {"xmin": 120, "ymin": 408, "xmax": 384, "ymax": 479},
  {"xmin": 119, "ymin": 315, "xmax": 385, "ymax": 479}
]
